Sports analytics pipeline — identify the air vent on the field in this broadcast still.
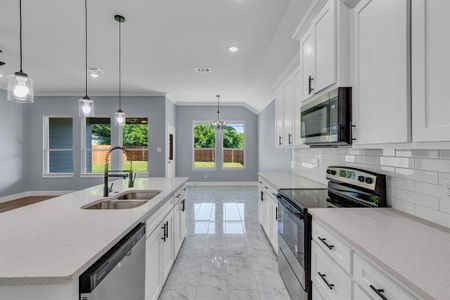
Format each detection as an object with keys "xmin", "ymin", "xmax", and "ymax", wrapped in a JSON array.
[
  {"xmin": 87, "ymin": 67, "xmax": 105, "ymax": 76},
  {"xmin": 194, "ymin": 67, "xmax": 211, "ymax": 73}
]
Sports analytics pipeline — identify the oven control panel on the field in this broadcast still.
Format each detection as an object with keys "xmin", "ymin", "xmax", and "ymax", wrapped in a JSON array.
[{"xmin": 326, "ymin": 167, "xmax": 377, "ymax": 190}]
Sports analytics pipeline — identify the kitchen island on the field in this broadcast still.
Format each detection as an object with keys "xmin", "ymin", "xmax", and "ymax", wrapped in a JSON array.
[{"xmin": 0, "ymin": 177, "xmax": 188, "ymax": 300}]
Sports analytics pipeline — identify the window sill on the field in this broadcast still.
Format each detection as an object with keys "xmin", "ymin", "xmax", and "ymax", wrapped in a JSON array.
[
  {"xmin": 80, "ymin": 173, "xmax": 104, "ymax": 178},
  {"xmin": 221, "ymin": 167, "xmax": 247, "ymax": 171},
  {"xmin": 192, "ymin": 167, "xmax": 217, "ymax": 172},
  {"xmin": 41, "ymin": 173, "xmax": 75, "ymax": 179}
]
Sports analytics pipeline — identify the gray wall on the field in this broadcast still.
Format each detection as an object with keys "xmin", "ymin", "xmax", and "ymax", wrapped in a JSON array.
[
  {"xmin": 0, "ymin": 90, "xmax": 28, "ymax": 196},
  {"xmin": 176, "ymin": 105, "xmax": 258, "ymax": 182},
  {"xmin": 24, "ymin": 96, "xmax": 167, "ymax": 192},
  {"xmin": 258, "ymin": 100, "xmax": 291, "ymax": 172}
]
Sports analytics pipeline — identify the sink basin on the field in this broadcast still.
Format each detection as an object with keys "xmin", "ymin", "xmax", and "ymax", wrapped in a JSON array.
[
  {"xmin": 84, "ymin": 200, "xmax": 147, "ymax": 210},
  {"xmin": 116, "ymin": 191, "xmax": 161, "ymax": 201},
  {"xmin": 82, "ymin": 190, "xmax": 161, "ymax": 210}
]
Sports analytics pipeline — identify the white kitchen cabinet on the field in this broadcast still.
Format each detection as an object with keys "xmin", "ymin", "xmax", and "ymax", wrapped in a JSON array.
[
  {"xmin": 412, "ymin": 0, "xmax": 450, "ymax": 142},
  {"xmin": 258, "ymin": 187, "xmax": 264, "ymax": 225},
  {"xmin": 283, "ymin": 77, "xmax": 295, "ymax": 146},
  {"xmin": 312, "ymin": 0, "xmax": 336, "ymax": 93},
  {"xmin": 161, "ymin": 210, "xmax": 174, "ymax": 282},
  {"xmin": 275, "ymin": 88, "xmax": 285, "ymax": 148},
  {"xmin": 145, "ymin": 226, "xmax": 163, "ymax": 300},
  {"xmin": 180, "ymin": 197, "xmax": 187, "ymax": 240},
  {"xmin": 172, "ymin": 190, "xmax": 186, "ymax": 256},
  {"xmin": 258, "ymin": 178, "xmax": 279, "ymax": 252},
  {"xmin": 300, "ymin": 27, "xmax": 316, "ymax": 100},
  {"xmin": 269, "ymin": 194, "xmax": 279, "ymax": 252},
  {"xmin": 353, "ymin": 0, "xmax": 410, "ymax": 144}
]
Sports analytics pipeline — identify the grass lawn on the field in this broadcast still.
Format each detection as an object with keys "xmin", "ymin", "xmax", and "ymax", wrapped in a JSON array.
[
  {"xmin": 91, "ymin": 161, "xmax": 148, "ymax": 173},
  {"xmin": 194, "ymin": 162, "xmax": 244, "ymax": 168}
]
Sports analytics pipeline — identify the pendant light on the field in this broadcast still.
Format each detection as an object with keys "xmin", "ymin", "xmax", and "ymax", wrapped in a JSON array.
[
  {"xmin": 114, "ymin": 15, "xmax": 126, "ymax": 126},
  {"xmin": 78, "ymin": 0, "xmax": 94, "ymax": 117},
  {"xmin": 211, "ymin": 95, "xmax": 226, "ymax": 130},
  {"xmin": 7, "ymin": 0, "xmax": 33, "ymax": 103}
]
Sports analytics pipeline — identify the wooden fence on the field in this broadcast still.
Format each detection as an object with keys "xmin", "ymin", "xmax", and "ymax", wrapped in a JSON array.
[
  {"xmin": 91, "ymin": 145, "xmax": 148, "ymax": 165},
  {"xmin": 194, "ymin": 148, "xmax": 243, "ymax": 164}
]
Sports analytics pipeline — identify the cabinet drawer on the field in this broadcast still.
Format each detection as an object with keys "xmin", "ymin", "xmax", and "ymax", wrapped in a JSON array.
[
  {"xmin": 312, "ymin": 242, "xmax": 351, "ymax": 300},
  {"xmin": 312, "ymin": 221, "xmax": 352, "ymax": 274},
  {"xmin": 174, "ymin": 188, "xmax": 182, "ymax": 204},
  {"xmin": 354, "ymin": 254, "xmax": 417, "ymax": 300}
]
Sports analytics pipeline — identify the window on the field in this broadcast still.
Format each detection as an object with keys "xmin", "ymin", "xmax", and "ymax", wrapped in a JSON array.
[
  {"xmin": 193, "ymin": 123, "xmax": 216, "ymax": 169},
  {"xmin": 83, "ymin": 117, "xmax": 111, "ymax": 173},
  {"xmin": 44, "ymin": 117, "xmax": 73, "ymax": 174},
  {"xmin": 122, "ymin": 118, "xmax": 148, "ymax": 173},
  {"xmin": 222, "ymin": 123, "xmax": 245, "ymax": 168}
]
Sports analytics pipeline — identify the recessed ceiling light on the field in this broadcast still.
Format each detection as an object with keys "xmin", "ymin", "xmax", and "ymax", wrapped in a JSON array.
[
  {"xmin": 228, "ymin": 46, "xmax": 239, "ymax": 53},
  {"xmin": 90, "ymin": 73, "xmax": 99, "ymax": 78},
  {"xmin": 0, "ymin": 74, "xmax": 3, "ymax": 78},
  {"xmin": 87, "ymin": 66, "xmax": 105, "ymax": 78}
]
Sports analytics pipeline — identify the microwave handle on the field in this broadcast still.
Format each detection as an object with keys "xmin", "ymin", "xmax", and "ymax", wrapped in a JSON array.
[
  {"xmin": 351, "ymin": 122, "xmax": 356, "ymax": 141},
  {"xmin": 308, "ymin": 75, "xmax": 314, "ymax": 94}
]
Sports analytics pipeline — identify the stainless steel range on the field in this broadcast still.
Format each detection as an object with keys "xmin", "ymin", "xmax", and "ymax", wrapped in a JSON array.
[{"xmin": 276, "ymin": 166, "xmax": 386, "ymax": 300}]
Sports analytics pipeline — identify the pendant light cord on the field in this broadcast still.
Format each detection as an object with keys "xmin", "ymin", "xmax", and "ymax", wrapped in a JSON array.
[
  {"xmin": 19, "ymin": 0, "xmax": 23, "ymax": 72},
  {"xmin": 118, "ymin": 20, "xmax": 122, "ymax": 110},
  {"xmin": 217, "ymin": 95, "xmax": 220, "ymax": 122},
  {"xmin": 84, "ymin": 0, "xmax": 88, "ymax": 99}
]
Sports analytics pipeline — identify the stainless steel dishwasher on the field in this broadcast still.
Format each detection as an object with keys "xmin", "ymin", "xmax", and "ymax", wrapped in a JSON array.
[{"xmin": 79, "ymin": 223, "xmax": 146, "ymax": 300}]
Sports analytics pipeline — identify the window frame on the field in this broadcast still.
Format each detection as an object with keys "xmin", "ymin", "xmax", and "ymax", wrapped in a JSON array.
[
  {"xmin": 221, "ymin": 120, "xmax": 246, "ymax": 171},
  {"xmin": 80, "ymin": 116, "xmax": 112, "ymax": 178},
  {"xmin": 42, "ymin": 116, "xmax": 74, "ymax": 178},
  {"xmin": 192, "ymin": 120, "xmax": 217, "ymax": 171},
  {"xmin": 119, "ymin": 116, "xmax": 149, "ymax": 176}
]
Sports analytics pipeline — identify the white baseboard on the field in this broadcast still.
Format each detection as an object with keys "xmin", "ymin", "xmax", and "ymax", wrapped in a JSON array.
[
  {"xmin": 187, "ymin": 181, "xmax": 257, "ymax": 187},
  {"xmin": 0, "ymin": 191, "xmax": 72, "ymax": 204}
]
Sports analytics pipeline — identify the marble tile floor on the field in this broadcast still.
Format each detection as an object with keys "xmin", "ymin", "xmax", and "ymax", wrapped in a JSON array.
[{"xmin": 159, "ymin": 186, "xmax": 290, "ymax": 300}]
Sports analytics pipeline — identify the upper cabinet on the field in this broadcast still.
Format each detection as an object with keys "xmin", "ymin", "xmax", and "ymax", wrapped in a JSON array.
[
  {"xmin": 412, "ymin": 0, "xmax": 450, "ymax": 142},
  {"xmin": 283, "ymin": 77, "xmax": 295, "ymax": 146},
  {"xmin": 352, "ymin": 0, "xmax": 410, "ymax": 145},
  {"xmin": 296, "ymin": 0, "xmax": 351, "ymax": 103},
  {"xmin": 275, "ymin": 88, "xmax": 285, "ymax": 148}
]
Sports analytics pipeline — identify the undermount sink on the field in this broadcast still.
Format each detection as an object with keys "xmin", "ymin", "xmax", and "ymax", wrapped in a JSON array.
[{"xmin": 82, "ymin": 190, "xmax": 161, "ymax": 210}]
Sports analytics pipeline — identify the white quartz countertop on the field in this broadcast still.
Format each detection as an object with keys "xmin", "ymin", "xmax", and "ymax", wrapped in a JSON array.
[
  {"xmin": 258, "ymin": 171, "xmax": 326, "ymax": 190},
  {"xmin": 309, "ymin": 208, "xmax": 450, "ymax": 300},
  {"xmin": 0, "ymin": 177, "xmax": 188, "ymax": 285}
]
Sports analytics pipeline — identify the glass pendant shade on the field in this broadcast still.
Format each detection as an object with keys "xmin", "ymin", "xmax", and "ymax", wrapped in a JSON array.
[
  {"xmin": 115, "ymin": 110, "xmax": 125, "ymax": 126},
  {"xmin": 7, "ymin": 72, "xmax": 33, "ymax": 103},
  {"xmin": 79, "ymin": 97, "xmax": 94, "ymax": 117},
  {"xmin": 211, "ymin": 120, "xmax": 226, "ymax": 130}
]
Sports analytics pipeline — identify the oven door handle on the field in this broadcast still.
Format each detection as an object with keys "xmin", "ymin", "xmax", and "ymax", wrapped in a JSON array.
[{"xmin": 277, "ymin": 195, "xmax": 304, "ymax": 218}]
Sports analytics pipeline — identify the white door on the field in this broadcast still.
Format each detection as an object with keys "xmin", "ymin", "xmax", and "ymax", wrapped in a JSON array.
[
  {"xmin": 145, "ymin": 227, "xmax": 162, "ymax": 300},
  {"xmin": 161, "ymin": 211, "xmax": 174, "ymax": 282},
  {"xmin": 167, "ymin": 126, "xmax": 175, "ymax": 177},
  {"xmin": 300, "ymin": 27, "xmax": 315, "ymax": 101},
  {"xmin": 283, "ymin": 78, "xmax": 295, "ymax": 146},
  {"xmin": 353, "ymin": 0, "xmax": 410, "ymax": 144},
  {"xmin": 412, "ymin": 0, "xmax": 450, "ymax": 142},
  {"xmin": 313, "ymin": 0, "xmax": 336, "ymax": 93},
  {"xmin": 275, "ymin": 90, "xmax": 285, "ymax": 148}
]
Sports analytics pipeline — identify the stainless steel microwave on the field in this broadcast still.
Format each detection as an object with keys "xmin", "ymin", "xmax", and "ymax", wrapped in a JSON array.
[{"xmin": 300, "ymin": 87, "xmax": 352, "ymax": 146}]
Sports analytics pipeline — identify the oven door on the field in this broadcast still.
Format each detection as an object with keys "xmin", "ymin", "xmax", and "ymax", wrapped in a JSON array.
[{"xmin": 277, "ymin": 196, "xmax": 310, "ymax": 295}]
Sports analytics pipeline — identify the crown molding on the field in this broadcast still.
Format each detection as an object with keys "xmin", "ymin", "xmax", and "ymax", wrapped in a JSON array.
[
  {"xmin": 173, "ymin": 101, "xmax": 259, "ymax": 115},
  {"xmin": 292, "ymin": 0, "xmax": 328, "ymax": 40}
]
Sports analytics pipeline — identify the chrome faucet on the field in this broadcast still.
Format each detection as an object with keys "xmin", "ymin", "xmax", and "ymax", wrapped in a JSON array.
[{"xmin": 103, "ymin": 146, "xmax": 136, "ymax": 197}]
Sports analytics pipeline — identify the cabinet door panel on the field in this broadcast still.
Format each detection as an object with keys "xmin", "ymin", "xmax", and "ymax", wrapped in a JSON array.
[
  {"xmin": 145, "ymin": 227, "xmax": 162, "ymax": 300},
  {"xmin": 283, "ymin": 78, "xmax": 295, "ymax": 146},
  {"xmin": 300, "ymin": 28, "xmax": 315, "ymax": 101},
  {"xmin": 313, "ymin": 0, "xmax": 336, "ymax": 93},
  {"xmin": 180, "ymin": 198, "xmax": 187, "ymax": 240},
  {"xmin": 173, "ymin": 202, "xmax": 181, "ymax": 255},
  {"xmin": 275, "ymin": 89, "xmax": 285, "ymax": 148},
  {"xmin": 161, "ymin": 212, "xmax": 174, "ymax": 282},
  {"xmin": 412, "ymin": 0, "xmax": 450, "ymax": 141},
  {"xmin": 353, "ymin": 0, "xmax": 410, "ymax": 144}
]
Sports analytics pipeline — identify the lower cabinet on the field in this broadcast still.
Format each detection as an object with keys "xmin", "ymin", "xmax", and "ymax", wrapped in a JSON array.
[
  {"xmin": 258, "ymin": 178, "xmax": 278, "ymax": 253},
  {"xmin": 311, "ymin": 219, "xmax": 420, "ymax": 300},
  {"xmin": 145, "ymin": 186, "xmax": 187, "ymax": 300}
]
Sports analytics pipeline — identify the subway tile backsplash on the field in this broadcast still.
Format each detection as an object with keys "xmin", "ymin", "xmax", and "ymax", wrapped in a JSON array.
[{"xmin": 291, "ymin": 148, "xmax": 450, "ymax": 228}]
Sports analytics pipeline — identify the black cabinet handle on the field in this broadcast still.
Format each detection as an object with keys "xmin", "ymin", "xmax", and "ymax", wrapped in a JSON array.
[
  {"xmin": 288, "ymin": 133, "xmax": 292, "ymax": 145},
  {"xmin": 318, "ymin": 272, "xmax": 334, "ymax": 290},
  {"xmin": 351, "ymin": 123, "xmax": 356, "ymax": 141},
  {"xmin": 278, "ymin": 136, "xmax": 282, "ymax": 146},
  {"xmin": 260, "ymin": 191, "xmax": 264, "ymax": 202},
  {"xmin": 181, "ymin": 199, "xmax": 185, "ymax": 212},
  {"xmin": 370, "ymin": 285, "xmax": 388, "ymax": 300},
  {"xmin": 308, "ymin": 75, "xmax": 314, "ymax": 94},
  {"xmin": 165, "ymin": 221, "xmax": 169, "ymax": 239},
  {"xmin": 161, "ymin": 223, "xmax": 167, "ymax": 242},
  {"xmin": 275, "ymin": 207, "xmax": 278, "ymax": 221},
  {"xmin": 318, "ymin": 236, "xmax": 335, "ymax": 250}
]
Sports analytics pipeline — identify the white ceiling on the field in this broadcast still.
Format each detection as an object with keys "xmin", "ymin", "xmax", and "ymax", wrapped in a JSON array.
[{"xmin": 0, "ymin": 0, "xmax": 311, "ymax": 112}]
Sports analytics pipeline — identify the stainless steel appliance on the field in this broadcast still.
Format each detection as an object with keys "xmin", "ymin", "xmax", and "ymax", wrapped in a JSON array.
[
  {"xmin": 79, "ymin": 223, "xmax": 146, "ymax": 300},
  {"xmin": 277, "ymin": 167, "xmax": 386, "ymax": 300},
  {"xmin": 300, "ymin": 87, "xmax": 352, "ymax": 146}
]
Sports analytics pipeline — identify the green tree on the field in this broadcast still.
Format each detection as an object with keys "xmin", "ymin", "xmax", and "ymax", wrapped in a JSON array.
[
  {"xmin": 223, "ymin": 126, "xmax": 244, "ymax": 148},
  {"xmin": 194, "ymin": 124, "xmax": 215, "ymax": 148},
  {"xmin": 123, "ymin": 124, "xmax": 148, "ymax": 146},
  {"xmin": 92, "ymin": 124, "xmax": 111, "ymax": 145}
]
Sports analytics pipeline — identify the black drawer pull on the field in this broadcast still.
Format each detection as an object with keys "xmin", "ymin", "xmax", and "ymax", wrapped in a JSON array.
[
  {"xmin": 275, "ymin": 207, "xmax": 278, "ymax": 221},
  {"xmin": 318, "ymin": 236, "xmax": 335, "ymax": 250},
  {"xmin": 370, "ymin": 285, "xmax": 388, "ymax": 300},
  {"xmin": 318, "ymin": 272, "xmax": 334, "ymax": 290}
]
